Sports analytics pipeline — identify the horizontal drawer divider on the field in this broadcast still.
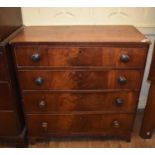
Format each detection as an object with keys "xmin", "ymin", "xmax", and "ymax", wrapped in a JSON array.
[
  {"xmin": 16, "ymin": 66, "xmax": 145, "ymax": 70},
  {"xmin": 22, "ymin": 89, "xmax": 140, "ymax": 92},
  {"xmin": 12, "ymin": 42, "xmax": 149, "ymax": 47},
  {"xmin": 26, "ymin": 111, "xmax": 135, "ymax": 115},
  {"xmin": 17, "ymin": 68, "xmax": 145, "ymax": 71}
]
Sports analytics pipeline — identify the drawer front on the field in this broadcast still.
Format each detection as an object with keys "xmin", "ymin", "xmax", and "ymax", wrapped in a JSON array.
[
  {"xmin": 27, "ymin": 113, "xmax": 133, "ymax": 136},
  {"xmin": 18, "ymin": 70, "xmax": 142, "ymax": 90},
  {"xmin": 14, "ymin": 46, "xmax": 147, "ymax": 68},
  {"xmin": 23, "ymin": 91, "xmax": 138, "ymax": 113},
  {"xmin": 0, "ymin": 83, "xmax": 13, "ymax": 110},
  {"xmin": 0, "ymin": 112, "xmax": 20, "ymax": 136},
  {"xmin": 0, "ymin": 49, "xmax": 8, "ymax": 81}
]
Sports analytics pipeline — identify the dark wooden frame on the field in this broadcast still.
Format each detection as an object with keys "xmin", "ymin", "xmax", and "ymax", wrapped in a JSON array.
[
  {"xmin": 0, "ymin": 27, "xmax": 27, "ymax": 147},
  {"xmin": 140, "ymin": 43, "xmax": 155, "ymax": 139}
]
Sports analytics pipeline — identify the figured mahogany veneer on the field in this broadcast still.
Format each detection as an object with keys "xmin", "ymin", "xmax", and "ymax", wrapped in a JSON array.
[
  {"xmin": 10, "ymin": 26, "xmax": 150, "ymax": 142},
  {"xmin": 23, "ymin": 91, "xmax": 138, "ymax": 113},
  {"xmin": 27, "ymin": 113, "xmax": 134, "ymax": 137},
  {"xmin": 18, "ymin": 70, "xmax": 143, "ymax": 90},
  {"xmin": 14, "ymin": 46, "xmax": 147, "ymax": 69}
]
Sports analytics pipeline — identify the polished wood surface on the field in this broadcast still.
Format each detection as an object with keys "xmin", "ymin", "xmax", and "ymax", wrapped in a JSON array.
[
  {"xmin": 10, "ymin": 26, "xmax": 149, "ymax": 44},
  {"xmin": 10, "ymin": 26, "xmax": 149, "ymax": 143},
  {"xmin": 27, "ymin": 111, "xmax": 155, "ymax": 148},
  {"xmin": 1, "ymin": 111, "xmax": 155, "ymax": 148},
  {"xmin": 14, "ymin": 46, "xmax": 147, "ymax": 69},
  {"xmin": 140, "ymin": 44, "xmax": 155, "ymax": 138},
  {"xmin": 18, "ymin": 70, "xmax": 143, "ymax": 90},
  {"xmin": 27, "ymin": 113, "xmax": 133, "ymax": 137},
  {"xmin": 23, "ymin": 91, "xmax": 138, "ymax": 113}
]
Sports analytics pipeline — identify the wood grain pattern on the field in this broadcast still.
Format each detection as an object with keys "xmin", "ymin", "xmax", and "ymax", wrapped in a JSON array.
[
  {"xmin": 18, "ymin": 70, "xmax": 143, "ymax": 90},
  {"xmin": 23, "ymin": 91, "xmax": 138, "ymax": 113},
  {"xmin": 10, "ymin": 26, "xmax": 148, "ymax": 44},
  {"xmin": 27, "ymin": 111, "xmax": 153, "ymax": 148},
  {"xmin": 14, "ymin": 46, "xmax": 148, "ymax": 69},
  {"xmin": 10, "ymin": 26, "xmax": 149, "ymax": 142},
  {"xmin": 27, "ymin": 113, "xmax": 133, "ymax": 137},
  {"xmin": 2, "ymin": 111, "xmax": 153, "ymax": 148}
]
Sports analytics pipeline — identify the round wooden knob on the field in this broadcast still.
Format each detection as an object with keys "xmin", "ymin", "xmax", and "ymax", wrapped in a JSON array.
[
  {"xmin": 112, "ymin": 120, "xmax": 120, "ymax": 128},
  {"xmin": 118, "ymin": 76, "xmax": 127, "ymax": 85},
  {"xmin": 120, "ymin": 54, "xmax": 129, "ymax": 63},
  {"xmin": 41, "ymin": 122, "xmax": 48, "ymax": 131},
  {"xmin": 38, "ymin": 100, "xmax": 46, "ymax": 109},
  {"xmin": 115, "ymin": 98, "xmax": 124, "ymax": 106},
  {"xmin": 35, "ymin": 77, "xmax": 44, "ymax": 86},
  {"xmin": 31, "ymin": 53, "xmax": 40, "ymax": 62}
]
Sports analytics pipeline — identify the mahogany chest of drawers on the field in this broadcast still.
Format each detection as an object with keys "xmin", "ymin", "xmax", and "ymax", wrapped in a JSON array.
[{"xmin": 10, "ymin": 26, "xmax": 150, "ymax": 142}]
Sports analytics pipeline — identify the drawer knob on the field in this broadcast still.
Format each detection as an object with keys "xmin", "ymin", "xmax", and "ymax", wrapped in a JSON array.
[
  {"xmin": 31, "ymin": 53, "xmax": 40, "ymax": 62},
  {"xmin": 35, "ymin": 77, "xmax": 44, "ymax": 86},
  {"xmin": 120, "ymin": 54, "xmax": 129, "ymax": 63},
  {"xmin": 115, "ymin": 98, "xmax": 124, "ymax": 106},
  {"xmin": 38, "ymin": 100, "xmax": 46, "ymax": 109},
  {"xmin": 118, "ymin": 76, "xmax": 127, "ymax": 85},
  {"xmin": 112, "ymin": 120, "xmax": 120, "ymax": 128},
  {"xmin": 41, "ymin": 122, "xmax": 48, "ymax": 131}
]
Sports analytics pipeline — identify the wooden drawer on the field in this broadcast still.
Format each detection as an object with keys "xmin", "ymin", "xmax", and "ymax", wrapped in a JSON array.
[
  {"xmin": 0, "ymin": 112, "xmax": 21, "ymax": 136},
  {"xmin": 0, "ymin": 49, "xmax": 8, "ymax": 81},
  {"xmin": 27, "ymin": 113, "xmax": 133, "ymax": 136},
  {"xmin": 18, "ymin": 70, "xmax": 142, "ymax": 90},
  {"xmin": 0, "ymin": 83, "xmax": 13, "ymax": 110},
  {"xmin": 23, "ymin": 91, "xmax": 138, "ymax": 113},
  {"xmin": 14, "ymin": 46, "xmax": 147, "ymax": 68}
]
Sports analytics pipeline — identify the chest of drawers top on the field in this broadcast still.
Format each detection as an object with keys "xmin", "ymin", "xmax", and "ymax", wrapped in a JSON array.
[{"xmin": 10, "ymin": 25, "xmax": 149, "ymax": 46}]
